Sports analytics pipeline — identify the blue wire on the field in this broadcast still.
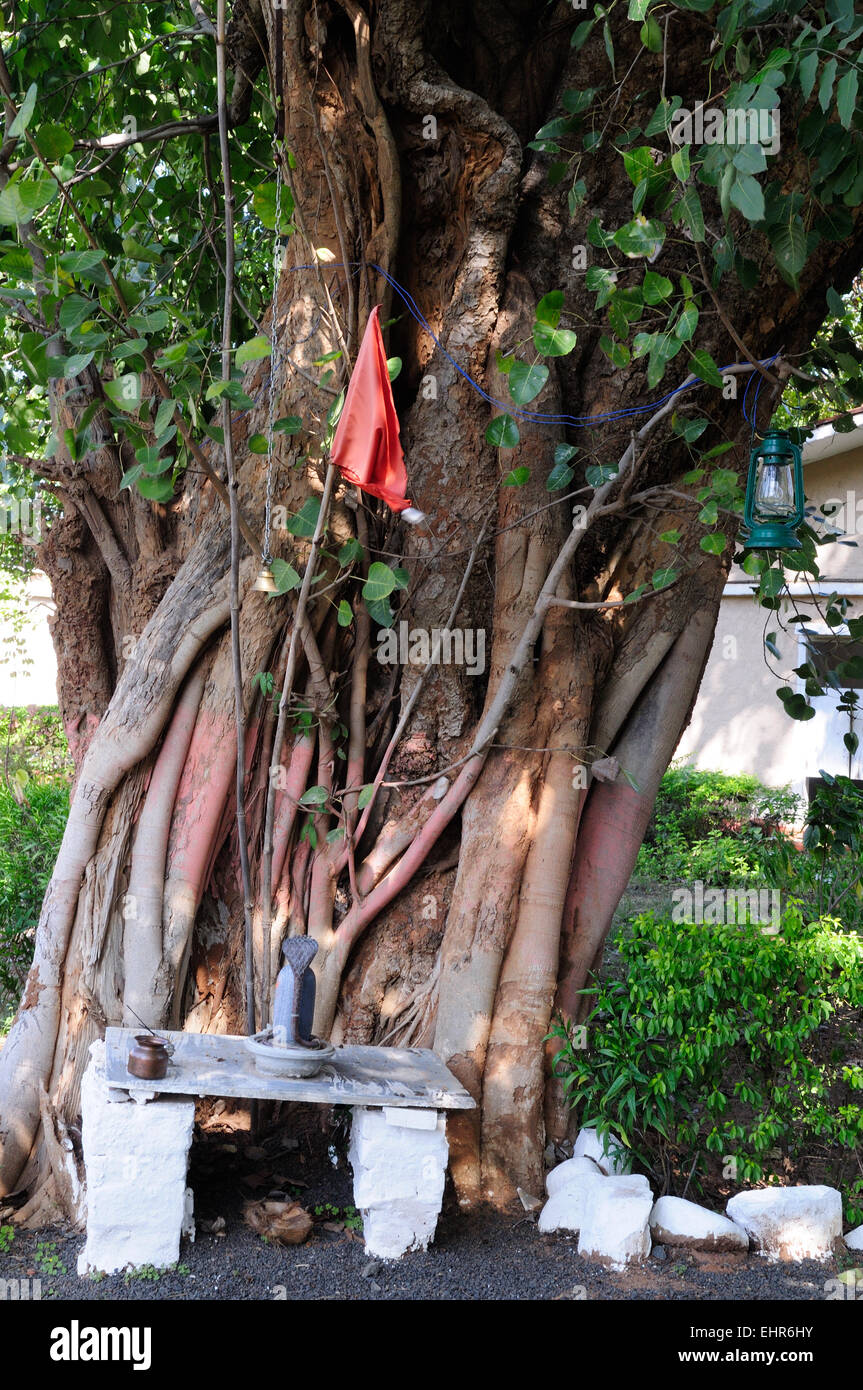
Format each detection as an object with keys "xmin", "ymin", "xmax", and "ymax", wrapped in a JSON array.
[{"xmin": 275, "ymin": 259, "xmax": 775, "ymax": 432}]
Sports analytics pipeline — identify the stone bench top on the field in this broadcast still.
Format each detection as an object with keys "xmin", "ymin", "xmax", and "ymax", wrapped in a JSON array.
[{"xmin": 104, "ymin": 1027, "xmax": 476, "ymax": 1110}]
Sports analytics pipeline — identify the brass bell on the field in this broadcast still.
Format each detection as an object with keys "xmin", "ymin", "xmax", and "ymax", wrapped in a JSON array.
[{"xmin": 253, "ymin": 559, "xmax": 278, "ymax": 593}]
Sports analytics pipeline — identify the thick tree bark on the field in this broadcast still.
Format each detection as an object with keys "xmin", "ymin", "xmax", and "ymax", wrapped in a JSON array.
[{"xmin": 2, "ymin": 0, "xmax": 863, "ymax": 1216}]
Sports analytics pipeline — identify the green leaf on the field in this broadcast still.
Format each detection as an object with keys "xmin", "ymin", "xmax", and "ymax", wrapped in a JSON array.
[
  {"xmin": 0, "ymin": 177, "xmax": 56, "ymax": 225},
  {"xmin": 600, "ymin": 336, "xmax": 631, "ymax": 368},
  {"xmin": 137, "ymin": 474, "xmax": 174, "ymax": 502},
  {"xmin": 836, "ymin": 68, "xmax": 858, "ymax": 129},
  {"xmin": 338, "ymin": 538, "xmax": 364, "ymax": 566},
  {"xmin": 103, "ymin": 373, "xmax": 142, "ymax": 412},
  {"xmin": 532, "ymin": 322, "xmax": 577, "ymax": 356},
  {"xmin": 122, "ymin": 236, "xmax": 162, "ymax": 266},
  {"xmin": 120, "ymin": 463, "xmax": 144, "ymax": 490},
  {"xmin": 252, "ymin": 181, "xmax": 295, "ymax": 234},
  {"xmin": 570, "ymin": 18, "xmax": 595, "ymax": 49},
  {"xmin": 652, "ymin": 567, "xmax": 679, "ymax": 590},
  {"xmin": 798, "ymin": 50, "xmax": 819, "ymax": 102},
  {"xmin": 700, "ymin": 533, "xmax": 727, "ymax": 555},
  {"xmin": 674, "ymin": 186, "xmax": 705, "ymax": 241},
  {"xmin": 337, "ymin": 600, "xmax": 353, "ymax": 628},
  {"xmin": 586, "ymin": 461, "xmax": 619, "ymax": 487},
  {"xmin": 642, "ymin": 271, "xmax": 673, "ymax": 305},
  {"xmin": 485, "ymin": 415, "xmax": 520, "ymax": 448},
  {"xmin": 586, "ymin": 266, "xmax": 618, "ymax": 308},
  {"xmin": 509, "ymin": 362, "xmax": 549, "ymax": 406},
  {"xmin": 729, "ymin": 173, "xmax": 765, "ymax": 222},
  {"xmin": 613, "ymin": 216, "xmax": 665, "ymax": 258},
  {"xmin": 357, "ymin": 784, "xmax": 374, "ymax": 809},
  {"xmin": 671, "ymin": 145, "xmax": 690, "ymax": 182},
  {"xmin": 640, "ymin": 15, "xmax": 662, "ymax": 51},
  {"xmin": 675, "ymin": 302, "xmax": 698, "ymax": 341},
  {"xmin": 300, "ymin": 785, "xmax": 329, "ymax": 807},
  {"xmin": 285, "ymin": 497, "xmax": 321, "ymax": 538},
  {"xmin": 673, "ymin": 414, "xmax": 708, "ymax": 443},
  {"xmin": 273, "ymin": 415, "xmax": 302, "ymax": 434},
  {"xmin": 535, "ymin": 290, "xmax": 564, "ymax": 327},
  {"xmin": 503, "ymin": 466, "xmax": 530, "ymax": 487},
  {"xmin": 547, "ymin": 458, "xmax": 575, "ymax": 491},
  {"xmin": 127, "ymin": 309, "xmax": 169, "ymax": 333},
  {"xmin": 363, "ymin": 561, "xmax": 398, "ymax": 602},
  {"xmin": 236, "ymin": 335, "xmax": 271, "ymax": 366},
  {"xmin": 8, "ymin": 84, "xmax": 37, "ymax": 139},
  {"xmin": 386, "ymin": 356, "xmax": 402, "ymax": 382},
  {"xmin": 59, "ymin": 295, "xmax": 95, "ymax": 331},
  {"xmin": 687, "ymin": 350, "xmax": 723, "ymax": 389},
  {"xmin": 769, "ymin": 219, "xmax": 808, "ymax": 285},
  {"xmin": 366, "ymin": 595, "xmax": 395, "ymax": 628},
  {"xmin": 154, "ymin": 398, "xmax": 177, "ymax": 436},
  {"xmin": 36, "ymin": 123, "xmax": 74, "ymax": 161},
  {"xmin": 644, "ymin": 96, "xmax": 681, "ymax": 137},
  {"xmin": 59, "ymin": 249, "xmax": 106, "ymax": 276},
  {"xmin": 818, "ymin": 57, "xmax": 838, "ymax": 113},
  {"xmin": 760, "ymin": 569, "xmax": 785, "ymax": 598},
  {"xmin": 248, "ymin": 433, "xmax": 269, "ymax": 454},
  {"xmin": 271, "ymin": 558, "xmax": 301, "ymax": 593}
]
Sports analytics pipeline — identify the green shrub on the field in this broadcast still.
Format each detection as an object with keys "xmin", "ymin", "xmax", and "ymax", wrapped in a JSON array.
[
  {"xmin": 0, "ymin": 707, "xmax": 72, "ymax": 779},
  {"xmin": 759, "ymin": 773, "xmax": 863, "ymax": 933},
  {"xmin": 635, "ymin": 764, "xmax": 800, "ymax": 883},
  {"xmin": 0, "ymin": 774, "xmax": 69, "ymax": 1001},
  {"xmin": 549, "ymin": 905, "xmax": 863, "ymax": 1189}
]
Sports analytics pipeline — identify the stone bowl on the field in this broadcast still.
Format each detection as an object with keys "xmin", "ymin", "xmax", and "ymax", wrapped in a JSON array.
[{"xmin": 244, "ymin": 1030, "xmax": 335, "ymax": 1078}]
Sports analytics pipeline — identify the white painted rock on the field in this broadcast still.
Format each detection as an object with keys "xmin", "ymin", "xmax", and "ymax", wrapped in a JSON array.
[
  {"xmin": 726, "ymin": 1186, "xmax": 842, "ymax": 1261},
  {"xmin": 546, "ymin": 1155, "xmax": 603, "ymax": 1197},
  {"xmin": 844, "ymin": 1224, "xmax": 863, "ymax": 1252},
  {"xmin": 538, "ymin": 1172, "xmax": 651, "ymax": 1238},
  {"xmin": 572, "ymin": 1126, "xmax": 630, "ymax": 1175},
  {"xmin": 650, "ymin": 1195, "xmax": 749, "ymax": 1252},
  {"xmin": 578, "ymin": 1177, "xmax": 654, "ymax": 1268}
]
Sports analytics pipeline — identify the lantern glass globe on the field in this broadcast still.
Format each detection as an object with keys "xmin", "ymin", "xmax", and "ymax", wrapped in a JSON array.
[{"xmin": 754, "ymin": 460, "xmax": 795, "ymax": 518}]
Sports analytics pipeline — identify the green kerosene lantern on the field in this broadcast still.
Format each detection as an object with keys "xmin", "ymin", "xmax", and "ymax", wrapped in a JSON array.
[{"xmin": 742, "ymin": 428, "xmax": 804, "ymax": 551}]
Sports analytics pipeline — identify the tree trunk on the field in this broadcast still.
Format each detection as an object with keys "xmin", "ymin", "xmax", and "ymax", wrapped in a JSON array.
[{"xmin": 2, "ymin": 0, "xmax": 863, "ymax": 1217}]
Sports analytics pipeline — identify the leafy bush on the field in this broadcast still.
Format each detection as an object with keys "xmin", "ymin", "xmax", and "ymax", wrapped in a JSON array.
[
  {"xmin": 635, "ymin": 764, "xmax": 800, "ymax": 883},
  {"xmin": 759, "ymin": 773, "xmax": 863, "ymax": 933},
  {"xmin": 0, "ymin": 773, "xmax": 69, "ymax": 1002},
  {"xmin": 0, "ymin": 707, "xmax": 72, "ymax": 779},
  {"xmin": 550, "ymin": 906, "xmax": 863, "ymax": 1190}
]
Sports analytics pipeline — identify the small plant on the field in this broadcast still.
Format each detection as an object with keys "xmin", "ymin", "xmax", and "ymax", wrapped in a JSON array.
[
  {"xmin": 312, "ymin": 1201, "xmax": 362, "ymax": 1231},
  {"xmin": 88, "ymin": 1270, "xmax": 106, "ymax": 1283},
  {"xmin": 343, "ymin": 1205, "xmax": 362, "ymax": 1233},
  {"xmin": 123, "ymin": 1263, "xmax": 162, "ymax": 1284},
  {"xmin": 0, "ymin": 1224, "xmax": 15, "ymax": 1252},
  {"xmin": 845, "ymin": 1176, "xmax": 863, "ymax": 1229},
  {"xmin": 35, "ymin": 1240, "xmax": 67, "ymax": 1276}
]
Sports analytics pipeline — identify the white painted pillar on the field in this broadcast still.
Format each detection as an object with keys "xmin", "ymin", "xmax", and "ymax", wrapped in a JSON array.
[
  {"xmin": 77, "ymin": 1041, "xmax": 195, "ymax": 1276},
  {"xmin": 349, "ymin": 1106, "xmax": 448, "ymax": 1259}
]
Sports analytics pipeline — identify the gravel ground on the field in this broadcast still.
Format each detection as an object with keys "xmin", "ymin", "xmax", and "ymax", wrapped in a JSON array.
[{"xmin": 0, "ymin": 1134, "xmax": 844, "ymax": 1302}]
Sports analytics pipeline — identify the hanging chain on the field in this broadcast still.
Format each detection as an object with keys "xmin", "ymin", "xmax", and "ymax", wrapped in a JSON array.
[{"xmin": 263, "ymin": 165, "xmax": 283, "ymax": 564}]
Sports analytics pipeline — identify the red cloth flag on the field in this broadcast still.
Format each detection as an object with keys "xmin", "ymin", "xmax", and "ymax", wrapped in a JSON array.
[{"xmin": 330, "ymin": 305, "xmax": 417, "ymax": 515}]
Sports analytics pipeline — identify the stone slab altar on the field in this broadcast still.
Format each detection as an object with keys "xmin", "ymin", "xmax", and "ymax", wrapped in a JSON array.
[
  {"xmin": 103, "ymin": 1027, "xmax": 475, "ymax": 1109},
  {"xmin": 79, "ymin": 1031, "xmax": 475, "ymax": 1274}
]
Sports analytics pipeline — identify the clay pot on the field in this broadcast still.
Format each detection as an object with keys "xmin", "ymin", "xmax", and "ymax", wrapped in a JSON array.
[{"xmin": 127, "ymin": 1034, "xmax": 170, "ymax": 1080}]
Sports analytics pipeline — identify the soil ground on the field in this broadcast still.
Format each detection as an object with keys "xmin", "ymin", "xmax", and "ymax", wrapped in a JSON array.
[{"xmin": 0, "ymin": 1126, "xmax": 849, "ymax": 1302}]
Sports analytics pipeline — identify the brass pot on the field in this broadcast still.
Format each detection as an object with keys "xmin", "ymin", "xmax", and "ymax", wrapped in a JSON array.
[{"xmin": 127, "ymin": 1034, "xmax": 170, "ymax": 1080}]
